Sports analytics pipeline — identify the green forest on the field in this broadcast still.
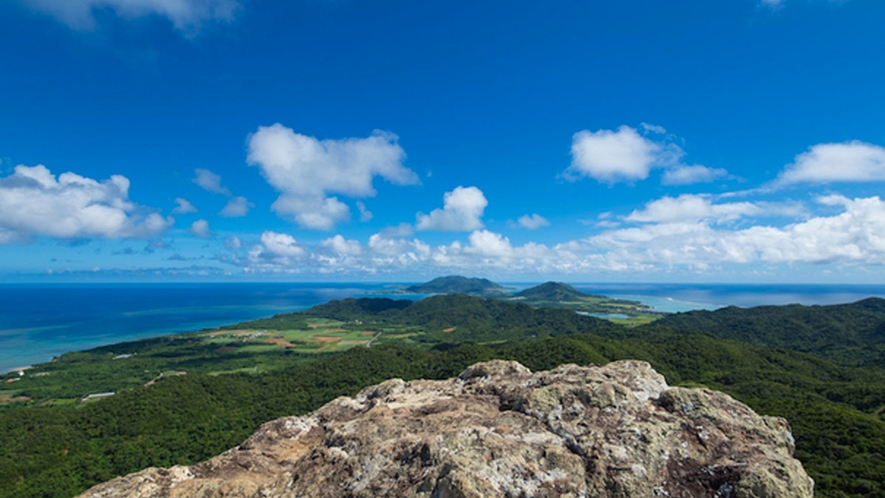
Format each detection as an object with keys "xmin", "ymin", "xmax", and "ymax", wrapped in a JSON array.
[{"xmin": 2, "ymin": 295, "xmax": 885, "ymax": 497}]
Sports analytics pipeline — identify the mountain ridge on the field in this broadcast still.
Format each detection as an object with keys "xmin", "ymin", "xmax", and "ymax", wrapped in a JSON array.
[{"xmin": 657, "ymin": 297, "xmax": 885, "ymax": 368}]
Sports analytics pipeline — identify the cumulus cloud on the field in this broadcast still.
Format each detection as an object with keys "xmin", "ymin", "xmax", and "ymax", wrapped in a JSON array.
[
  {"xmin": 641, "ymin": 123, "xmax": 667, "ymax": 134},
  {"xmin": 356, "ymin": 201, "xmax": 373, "ymax": 222},
  {"xmin": 0, "ymin": 164, "xmax": 172, "ymax": 243},
  {"xmin": 776, "ymin": 141, "xmax": 885, "ymax": 185},
  {"xmin": 517, "ymin": 213, "xmax": 550, "ymax": 229},
  {"xmin": 566, "ymin": 125, "xmax": 694, "ymax": 184},
  {"xmin": 359, "ymin": 229, "xmax": 576, "ymax": 274},
  {"xmin": 247, "ymin": 124, "xmax": 419, "ymax": 230},
  {"xmin": 144, "ymin": 239, "xmax": 168, "ymax": 253},
  {"xmin": 322, "ymin": 235, "xmax": 362, "ymax": 256},
  {"xmin": 172, "ymin": 197, "xmax": 197, "ymax": 214},
  {"xmin": 193, "ymin": 168, "xmax": 231, "ymax": 196},
  {"xmin": 367, "ymin": 231, "xmax": 429, "ymax": 259},
  {"xmin": 224, "ymin": 196, "xmax": 885, "ymax": 276},
  {"xmin": 465, "ymin": 230, "xmax": 515, "ymax": 258},
  {"xmin": 626, "ymin": 195, "xmax": 761, "ymax": 224},
  {"xmin": 189, "ymin": 219, "xmax": 211, "ymax": 237},
  {"xmin": 219, "ymin": 196, "xmax": 253, "ymax": 217},
  {"xmin": 662, "ymin": 165, "xmax": 728, "ymax": 185},
  {"xmin": 416, "ymin": 186, "xmax": 488, "ymax": 231},
  {"xmin": 224, "ymin": 236, "xmax": 241, "ymax": 250},
  {"xmin": 259, "ymin": 231, "xmax": 305, "ymax": 258},
  {"xmin": 377, "ymin": 223, "xmax": 415, "ymax": 238},
  {"xmin": 592, "ymin": 196, "xmax": 885, "ymax": 268},
  {"xmin": 454, "ymin": 231, "xmax": 582, "ymax": 272},
  {"xmin": 246, "ymin": 231, "xmax": 309, "ymax": 269},
  {"xmin": 19, "ymin": 0, "xmax": 239, "ymax": 32}
]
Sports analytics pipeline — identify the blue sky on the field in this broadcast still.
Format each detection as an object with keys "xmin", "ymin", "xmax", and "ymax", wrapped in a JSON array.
[{"xmin": 1, "ymin": 0, "xmax": 884, "ymax": 282}]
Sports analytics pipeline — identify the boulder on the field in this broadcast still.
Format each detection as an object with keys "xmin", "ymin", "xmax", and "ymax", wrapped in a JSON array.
[{"xmin": 79, "ymin": 360, "xmax": 813, "ymax": 498}]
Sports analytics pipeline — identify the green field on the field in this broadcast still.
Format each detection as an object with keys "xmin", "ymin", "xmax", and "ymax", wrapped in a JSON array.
[
  {"xmin": 0, "ymin": 296, "xmax": 627, "ymax": 408},
  {"xmin": 0, "ymin": 317, "xmax": 412, "ymax": 407}
]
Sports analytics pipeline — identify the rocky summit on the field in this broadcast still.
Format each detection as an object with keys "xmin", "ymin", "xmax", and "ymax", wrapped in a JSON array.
[{"xmin": 79, "ymin": 360, "xmax": 814, "ymax": 498}]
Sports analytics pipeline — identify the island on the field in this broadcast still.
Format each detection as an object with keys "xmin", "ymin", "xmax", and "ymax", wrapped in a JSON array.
[
  {"xmin": 376, "ymin": 275, "xmax": 511, "ymax": 296},
  {"xmin": 374, "ymin": 276, "xmax": 661, "ymax": 324},
  {"xmin": 509, "ymin": 281, "xmax": 659, "ymax": 323}
]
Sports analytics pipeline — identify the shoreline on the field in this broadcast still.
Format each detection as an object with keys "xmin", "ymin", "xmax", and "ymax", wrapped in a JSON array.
[{"xmin": 4, "ymin": 283, "xmax": 885, "ymax": 375}]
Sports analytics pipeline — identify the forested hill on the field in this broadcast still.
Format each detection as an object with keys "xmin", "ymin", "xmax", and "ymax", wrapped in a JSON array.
[
  {"xmin": 403, "ymin": 275, "xmax": 505, "ymax": 295},
  {"xmin": 3, "ymin": 328, "xmax": 885, "ymax": 498},
  {"xmin": 299, "ymin": 294, "xmax": 623, "ymax": 342},
  {"xmin": 514, "ymin": 281, "xmax": 598, "ymax": 301},
  {"xmin": 656, "ymin": 297, "xmax": 885, "ymax": 368}
]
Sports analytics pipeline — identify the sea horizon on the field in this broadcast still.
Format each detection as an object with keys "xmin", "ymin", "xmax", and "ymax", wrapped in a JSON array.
[{"xmin": 3, "ymin": 281, "xmax": 885, "ymax": 373}]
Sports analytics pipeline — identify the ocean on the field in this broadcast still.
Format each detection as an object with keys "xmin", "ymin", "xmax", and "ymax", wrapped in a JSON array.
[{"xmin": 2, "ymin": 282, "xmax": 885, "ymax": 373}]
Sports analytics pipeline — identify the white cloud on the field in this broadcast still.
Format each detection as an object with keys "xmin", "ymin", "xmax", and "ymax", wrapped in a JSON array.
[
  {"xmin": 595, "ymin": 220, "xmax": 620, "ymax": 228},
  {"xmin": 224, "ymin": 236, "xmax": 241, "ymax": 250},
  {"xmin": 454, "ymin": 230, "xmax": 580, "ymax": 272},
  {"xmin": 189, "ymin": 219, "xmax": 211, "ymax": 238},
  {"xmin": 0, "ymin": 164, "xmax": 171, "ymax": 243},
  {"xmin": 517, "ymin": 213, "xmax": 550, "ymax": 229},
  {"xmin": 20, "ymin": 0, "xmax": 239, "ymax": 32},
  {"xmin": 145, "ymin": 239, "xmax": 168, "ymax": 252},
  {"xmin": 214, "ymin": 175, "xmax": 885, "ymax": 276},
  {"xmin": 416, "ymin": 186, "xmax": 487, "ymax": 231},
  {"xmin": 641, "ymin": 123, "xmax": 667, "ymax": 134},
  {"xmin": 465, "ymin": 230, "xmax": 515, "ymax": 258},
  {"xmin": 247, "ymin": 124, "xmax": 419, "ymax": 230},
  {"xmin": 193, "ymin": 168, "xmax": 231, "ymax": 195},
  {"xmin": 219, "ymin": 196, "xmax": 253, "ymax": 217},
  {"xmin": 776, "ymin": 141, "xmax": 885, "ymax": 185},
  {"xmin": 566, "ymin": 125, "xmax": 686, "ymax": 184},
  {"xmin": 259, "ymin": 231, "xmax": 306, "ymax": 258},
  {"xmin": 172, "ymin": 197, "xmax": 197, "ymax": 214},
  {"xmin": 592, "ymin": 196, "xmax": 885, "ymax": 268},
  {"xmin": 321, "ymin": 235, "xmax": 362, "ymax": 256},
  {"xmin": 662, "ymin": 165, "xmax": 727, "ymax": 185},
  {"xmin": 366, "ymin": 232, "xmax": 428, "ymax": 259},
  {"xmin": 626, "ymin": 195, "xmax": 761, "ymax": 224},
  {"xmin": 225, "ymin": 196, "xmax": 885, "ymax": 276},
  {"xmin": 246, "ymin": 231, "xmax": 309, "ymax": 270},
  {"xmin": 356, "ymin": 201, "xmax": 373, "ymax": 222}
]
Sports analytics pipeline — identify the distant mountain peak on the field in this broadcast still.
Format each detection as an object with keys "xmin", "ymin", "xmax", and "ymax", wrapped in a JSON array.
[
  {"xmin": 404, "ymin": 276, "xmax": 505, "ymax": 295},
  {"xmin": 515, "ymin": 281, "xmax": 591, "ymax": 301}
]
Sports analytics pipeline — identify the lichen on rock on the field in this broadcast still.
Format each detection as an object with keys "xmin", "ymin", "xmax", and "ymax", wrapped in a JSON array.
[{"xmin": 79, "ymin": 360, "xmax": 814, "ymax": 498}]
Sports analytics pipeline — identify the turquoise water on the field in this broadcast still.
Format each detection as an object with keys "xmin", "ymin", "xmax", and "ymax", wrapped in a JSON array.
[
  {"xmin": 0, "ymin": 283, "xmax": 387, "ymax": 373},
  {"xmin": 568, "ymin": 283, "xmax": 885, "ymax": 313},
  {"xmin": 3, "ymin": 282, "xmax": 885, "ymax": 373}
]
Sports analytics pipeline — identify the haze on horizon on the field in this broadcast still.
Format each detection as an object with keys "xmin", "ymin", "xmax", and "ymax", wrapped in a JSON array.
[{"xmin": 1, "ymin": 0, "xmax": 884, "ymax": 284}]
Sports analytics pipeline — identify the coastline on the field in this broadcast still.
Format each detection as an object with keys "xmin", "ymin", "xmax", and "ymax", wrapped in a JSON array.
[{"xmin": 4, "ymin": 282, "xmax": 885, "ymax": 374}]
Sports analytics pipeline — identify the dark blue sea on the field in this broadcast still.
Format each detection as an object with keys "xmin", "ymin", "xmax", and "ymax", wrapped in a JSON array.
[{"xmin": 3, "ymin": 282, "xmax": 885, "ymax": 373}]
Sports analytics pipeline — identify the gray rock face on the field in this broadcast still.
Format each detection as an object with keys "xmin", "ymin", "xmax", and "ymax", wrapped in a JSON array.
[{"xmin": 79, "ymin": 360, "xmax": 814, "ymax": 498}]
